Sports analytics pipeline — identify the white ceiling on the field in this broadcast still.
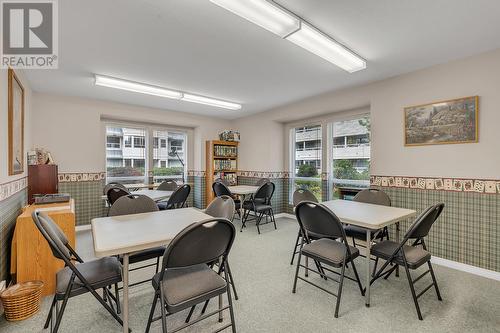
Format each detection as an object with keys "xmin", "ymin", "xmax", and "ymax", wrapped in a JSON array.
[{"xmin": 23, "ymin": 0, "xmax": 500, "ymax": 119}]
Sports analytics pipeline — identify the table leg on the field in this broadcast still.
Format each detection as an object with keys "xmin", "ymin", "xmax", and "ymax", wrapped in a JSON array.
[
  {"xmin": 395, "ymin": 222, "xmax": 400, "ymax": 277},
  {"xmin": 122, "ymin": 254, "xmax": 129, "ymax": 333},
  {"xmin": 239, "ymin": 194, "xmax": 246, "ymax": 222},
  {"xmin": 365, "ymin": 230, "xmax": 371, "ymax": 307}
]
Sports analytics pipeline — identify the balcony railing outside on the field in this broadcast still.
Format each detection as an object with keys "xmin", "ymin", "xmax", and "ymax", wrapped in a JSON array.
[{"xmin": 332, "ymin": 144, "xmax": 370, "ymax": 159}]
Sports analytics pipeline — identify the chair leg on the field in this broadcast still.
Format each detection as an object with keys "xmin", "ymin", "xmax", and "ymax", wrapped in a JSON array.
[
  {"xmin": 53, "ymin": 291, "xmax": 71, "ymax": 333},
  {"xmin": 403, "ymin": 259, "xmax": 423, "ymax": 320},
  {"xmin": 334, "ymin": 261, "xmax": 347, "ymax": 318},
  {"xmin": 145, "ymin": 292, "xmax": 159, "ymax": 333},
  {"xmin": 427, "ymin": 261, "xmax": 442, "ymax": 301},
  {"xmin": 159, "ymin": 282, "xmax": 168, "ymax": 332},
  {"xmin": 351, "ymin": 260, "xmax": 365, "ymax": 296},
  {"xmin": 114, "ymin": 283, "xmax": 121, "ymax": 314},
  {"xmin": 44, "ymin": 294, "xmax": 57, "ymax": 329},
  {"xmin": 155, "ymin": 256, "xmax": 161, "ymax": 274},
  {"xmin": 224, "ymin": 263, "xmax": 237, "ymax": 333},
  {"xmin": 226, "ymin": 262, "xmax": 239, "ymax": 300},
  {"xmin": 305, "ymin": 257, "xmax": 309, "ymax": 277},
  {"xmin": 292, "ymin": 246, "xmax": 303, "ymax": 293},
  {"xmin": 256, "ymin": 212, "xmax": 263, "ymax": 234},
  {"xmin": 270, "ymin": 208, "xmax": 277, "ymax": 230},
  {"xmin": 372, "ymin": 257, "xmax": 379, "ymax": 277},
  {"xmin": 290, "ymin": 233, "xmax": 301, "ymax": 265},
  {"xmin": 185, "ymin": 305, "xmax": 196, "ymax": 323}
]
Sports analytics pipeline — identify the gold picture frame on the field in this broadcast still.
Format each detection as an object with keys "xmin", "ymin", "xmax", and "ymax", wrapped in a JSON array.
[
  {"xmin": 404, "ymin": 96, "xmax": 478, "ymax": 146},
  {"xmin": 8, "ymin": 68, "xmax": 25, "ymax": 175}
]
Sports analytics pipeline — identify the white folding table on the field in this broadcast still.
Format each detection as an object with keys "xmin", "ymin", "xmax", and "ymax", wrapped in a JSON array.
[
  {"xmin": 91, "ymin": 208, "xmax": 213, "ymax": 333},
  {"xmin": 228, "ymin": 185, "xmax": 259, "ymax": 218},
  {"xmin": 321, "ymin": 199, "xmax": 416, "ymax": 306},
  {"xmin": 101, "ymin": 189, "xmax": 172, "ymax": 203}
]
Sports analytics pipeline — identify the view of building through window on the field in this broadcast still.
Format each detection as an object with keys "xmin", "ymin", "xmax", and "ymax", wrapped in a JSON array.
[
  {"xmin": 105, "ymin": 126, "xmax": 186, "ymax": 184},
  {"xmin": 331, "ymin": 115, "xmax": 371, "ymax": 189},
  {"xmin": 292, "ymin": 125, "xmax": 322, "ymax": 200}
]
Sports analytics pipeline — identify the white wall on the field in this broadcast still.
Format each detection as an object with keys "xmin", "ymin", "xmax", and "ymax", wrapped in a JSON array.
[
  {"xmin": 234, "ymin": 48, "xmax": 500, "ymax": 179},
  {"xmin": 31, "ymin": 93, "xmax": 232, "ymax": 172},
  {"xmin": 0, "ymin": 69, "xmax": 32, "ymax": 184}
]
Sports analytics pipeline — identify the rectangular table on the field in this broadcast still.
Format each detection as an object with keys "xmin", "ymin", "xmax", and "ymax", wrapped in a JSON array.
[
  {"xmin": 124, "ymin": 183, "xmax": 161, "ymax": 190},
  {"xmin": 101, "ymin": 189, "xmax": 172, "ymax": 203},
  {"xmin": 228, "ymin": 185, "xmax": 259, "ymax": 218},
  {"xmin": 321, "ymin": 199, "xmax": 416, "ymax": 306},
  {"xmin": 92, "ymin": 208, "xmax": 213, "ymax": 333}
]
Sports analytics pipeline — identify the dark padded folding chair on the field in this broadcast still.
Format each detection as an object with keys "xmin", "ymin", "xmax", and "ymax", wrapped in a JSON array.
[
  {"xmin": 370, "ymin": 203, "xmax": 444, "ymax": 320},
  {"xmin": 145, "ymin": 218, "xmax": 237, "ymax": 333},
  {"xmin": 32, "ymin": 211, "xmax": 123, "ymax": 333},
  {"xmin": 157, "ymin": 180, "xmax": 178, "ymax": 191},
  {"xmin": 292, "ymin": 201, "xmax": 364, "ymax": 318},
  {"xmin": 255, "ymin": 178, "xmax": 270, "ymax": 186},
  {"xmin": 213, "ymin": 181, "xmax": 241, "ymax": 219},
  {"xmin": 109, "ymin": 194, "xmax": 165, "ymax": 287},
  {"xmin": 215, "ymin": 177, "xmax": 230, "ymax": 186},
  {"xmin": 290, "ymin": 188, "xmax": 319, "ymax": 265},
  {"xmin": 241, "ymin": 181, "xmax": 276, "ymax": 234},
  {"xmin": 157, "ymin": 184, "xmax": 191, "ymax": 210},
  {"xmin": 184, "ymin": 196, "xmax": 239, "ymax": 324},
  {"xmin": 103, "ymin": 182, "xmax": 128, "ymax": 195},
  {"xmin": 106, "ymin": 187, "xmax": 130, "ymax": 206},
  {"xmin": 344, "ymin": 189, "xmax": 391, "ymax": 249}
]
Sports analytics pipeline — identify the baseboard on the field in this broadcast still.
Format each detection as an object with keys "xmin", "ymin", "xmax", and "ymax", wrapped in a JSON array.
[
  {"xmin": 76, "ymin": 224, "xmax": 91, "ymax": 232},
  {"xmin": 431, "ymin": 256, "xmax": 500, "ymax": 281},
  {"xmin": 275, "ymin": 213, "xmax": 295, "ymax": 219}
]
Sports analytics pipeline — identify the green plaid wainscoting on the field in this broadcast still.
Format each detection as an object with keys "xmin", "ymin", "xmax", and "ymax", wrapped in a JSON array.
[
  {"xmin": 58, "ymin": 177, "xmax": 107, "ymax": 226},
  {"xmin": 372, "ymin": 186, "xmax": 500, "ymax": 272},
  {"xmin": 188, "ymin": 174, "xmax": 206, "ymax": 209},
  {"xmin": 0, "ymin": 189, "xmax": 27, "ymax": 282}
]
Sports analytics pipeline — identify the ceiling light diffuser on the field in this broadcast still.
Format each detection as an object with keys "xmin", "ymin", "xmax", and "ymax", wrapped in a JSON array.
[
  {"xmin": 210, "ymin": 0, "xmax": 300, "ymax": 38},
  {"xmin": 286, "ymin": 23, "xmax": 366, "ymax": 73},
  {"xmin": 95, "ymin": 75, "xmax": 182, "ymax": 99},
  {"xmin": 182, "ymin": 93, "xmax": 242, "ymax": 110},
  {"xmin": 94, "ymin": 75, "xmax": 242, "ymax": 110}
]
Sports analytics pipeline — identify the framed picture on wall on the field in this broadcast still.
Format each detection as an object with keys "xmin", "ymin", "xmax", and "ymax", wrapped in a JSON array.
[
  {"xmin": 8, "ymin": 68, "xmax": 25, "ymax": 175},
  {"xmin": 404, "ymin": 96, "xmax": 478, "ymax": 146}
]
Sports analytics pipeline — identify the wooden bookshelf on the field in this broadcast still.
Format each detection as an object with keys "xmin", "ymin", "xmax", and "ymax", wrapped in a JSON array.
[{"xmin": 205, "ymin": 140, "xmax": 239, "ymax": 204}]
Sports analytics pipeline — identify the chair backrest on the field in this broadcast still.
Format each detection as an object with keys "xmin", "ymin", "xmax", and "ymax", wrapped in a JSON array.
[
  {"xmin": 405, "ymin": 203, "xmax": 444, "ymax": 240},
  {"xmin": 353, "ymin": 188, "xmax": 391, "ymax": 206},
  {"xmin": 106, "ymin": 187, "xmax": 130, "ymax": 205},
  {"xmin": 292, "ymin": 188, "xmax": 318, "ymax": 207},
  {"xmin": 212, "ymin": 181, "xmax": 232, "ymax": 197},
  {"xmin": 161, "ymin": 218, "xmax": 236, "ymax": 269},
  {"xmin": 108, "ymin": 194, "xmax": 159, "ymax": 217},
  {"xmin": 255, "ymin": 178, "xmax": 270, "ymax": 186},
  {"xmin": 205, "ymin": 195, "xmax": 235, "ymax": 221},
  {"xmin": 32, "ymin": 211, "xmax": 72, "ymax": 262},
  {"xmin": 103, "ymin": 182, "xmax": 128, "ymax": 195},
  {"xmin": 165, "ymin": 184, "xmax": 191, "ymax": 209},
  {"xmin": 295, "ymin": 201, "xmax": 347, "ymax": 241},
  {"xmin": 254, "ymin": 181, "xmax": 275, "ymax": 204},
  {"xmin": 157, "ymin": 180, "xmax": 178, "ymax": 191},
  {"xmin": 214, "ymin": 178, "xmax": 230, "ymax": 186}
]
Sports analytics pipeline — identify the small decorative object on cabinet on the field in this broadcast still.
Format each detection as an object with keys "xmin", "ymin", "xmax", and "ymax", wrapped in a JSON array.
[
  {"xmin": 28, "ymin": 164, "xmax": 58, "ymax": 204},
  {"xmin": 205, "ymin": 140, "xmax": 238, "ymax": 204}
]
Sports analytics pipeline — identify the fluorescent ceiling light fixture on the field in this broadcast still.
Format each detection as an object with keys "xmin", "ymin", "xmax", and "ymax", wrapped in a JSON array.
[
  {"xmin": 182, "ymin": 93, "xmax": 241, "ymax": 110},
  {"xmin": 210, "ymin": 0, "xmax": 300, "ymax": 38},
  {"xmin": 286, "ymin": 23, "xmax": 366, "ymax": 73},
  {"xmin": 95, "ymin": 75, "xmax": 182, "ymax": 99},
  {"xmin": 94, "ymin": 75, "xmax": 241, "ymax": 110}
]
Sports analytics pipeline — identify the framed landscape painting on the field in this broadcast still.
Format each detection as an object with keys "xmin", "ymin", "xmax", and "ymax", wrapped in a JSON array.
[
  {"xmin": 404, "ymin": 96, "xmax": 478, "ymax": 146},
  {"xmin": 8, "ymin": 69, "xmax": 25, "ymax": 175}
]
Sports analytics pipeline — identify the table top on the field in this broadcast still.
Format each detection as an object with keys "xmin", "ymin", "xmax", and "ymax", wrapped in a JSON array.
[
  {"xmin": 321, "ymin": 199, "xmax": 416, "ymax": 230},
  {"xmin": 101, "ymin": 189, "xmax": 172, "ymax": 202},
  {"xmin": 91, "ymin": 207, "xmax": 212, "ymax": 257},
  {"xmin": 228, "ymin": 185, "xmax": 259, "ymax": 195}
]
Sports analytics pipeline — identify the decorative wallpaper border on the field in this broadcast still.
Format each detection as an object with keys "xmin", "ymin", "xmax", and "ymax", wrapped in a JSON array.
[
  {"xmin": 370, "ymin": 175, "xmax": 500, "ymax": 194},
  {"xmin": 237, "ymin": 171, "xmax": 290, "ymax": 178},
  {"xmin": 0, "ymin": 177, "xmax": 27, "ymax": 202},
  {"xmin": 58, "ymin": 172, "xmax": 105, "ymax": 183},
  {"xmin": 187, "ymin": 170, "xmax": 206, "ymax": 177}
]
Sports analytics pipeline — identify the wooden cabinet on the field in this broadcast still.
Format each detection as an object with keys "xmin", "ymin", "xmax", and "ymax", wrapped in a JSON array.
[
  {"xmin": 10, "ymin": 200, "xmax": 75, "ymax": 296},
  {"xmin": 205, "ymin": 140, "xmax": 239, "ymax": 204},
  {"xmin": 28, "ymin": 164, "xmax": 59, "ymax": 204}
]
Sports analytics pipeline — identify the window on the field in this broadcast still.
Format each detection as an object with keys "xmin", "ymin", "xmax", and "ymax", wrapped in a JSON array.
[
  {"xmin": 133, "ymin": 136, "xmax": 145, "ymax": 148},
  {"xmin": 124, "ymin": 135, "xmax": 132, "ymax": 148},
  {"xmin": 160, "ymin": 139, "xmax": 167, "ymax": 148},
  {"xmin": 290, "ymin": 124, "xmax": 322, "ymax": 201},
  {"xmin": 153, "ymin": 130, "xmax": 186, "ymax": 183},
  {"xmin": 106, "ymin": 136, "xmax": 121, "ymax": 149},
  {"xmin": 330, "ymin": 115, "xmax": 371, "ymax": 194},
  {"xmin": 153, "ymin": 137, "xmax": 159, "ymax": 149}
]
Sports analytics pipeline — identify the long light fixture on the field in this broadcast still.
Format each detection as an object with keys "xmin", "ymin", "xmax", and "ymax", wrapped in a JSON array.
[
  {"xmin": 209, "ymin": 0, "xmax": 300, "ymax": 38},
  {"xmin": 210, "ymin": 0, "xmax": 366, "ymax": 72},
  {"xmin": 94, "ymin": 75, "xmax": 242, "ymax": 110}
]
